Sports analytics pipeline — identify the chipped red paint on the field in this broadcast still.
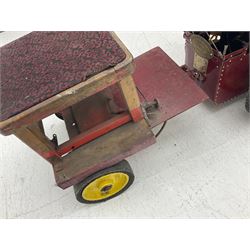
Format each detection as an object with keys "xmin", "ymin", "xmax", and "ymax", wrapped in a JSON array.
[
  {"xmin": 57, "ymin": 113, "xmax": 132, "ymax": 156},
  {"xmin": 56, "ymin": 133, "xmax": 156, "ymax": 189},
  {"xmin": 40, "ymin": 112, "xmax": 132, "ymax": 159},
  {"xmin": 130, "ymin": 107, "xmax": 144, "ymax": 122},
  {"xmin": 42, "ymin": 108, "xmax": 144, "ymax": 159},
  {"xmin": 132, "ymin": 47, "xmax": 208, "ymax": 127},
  {"xmin": 40, "ymin": 151, "xmax": 60, "ymax": 159}
]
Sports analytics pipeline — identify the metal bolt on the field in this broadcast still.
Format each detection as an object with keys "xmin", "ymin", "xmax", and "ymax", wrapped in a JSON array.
[{"xmin": 101, "ymin": 184, "xmax": 113, "ymax": 194}]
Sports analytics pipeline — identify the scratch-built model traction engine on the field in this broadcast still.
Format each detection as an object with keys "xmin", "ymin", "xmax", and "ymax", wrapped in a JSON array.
[{"xmin": 0, "ymin": 31, "xmax": 249, "ymax": 203}]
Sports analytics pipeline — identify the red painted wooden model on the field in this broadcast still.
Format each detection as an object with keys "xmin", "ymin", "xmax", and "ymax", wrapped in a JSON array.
[{"xmin": 0, "ymin": 31, "xmax": 248, "ymax": 203}]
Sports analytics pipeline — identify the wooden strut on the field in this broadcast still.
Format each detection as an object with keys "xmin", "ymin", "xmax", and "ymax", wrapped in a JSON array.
[
  {"xmin": 53, "ymin": 112, "xmax": 132, "ymax": 157},
  {"xmin": 53, "ymin": 75, "xmax": 145, "ymax": 157},
  {"xmin": 118, "ymin": 75, "xmax": 144, "ymax": 122},
  {"xmin": 14, "ymin": 121, "xmax": 61, "ymax": 165},
  {"xmin": 13, "ymin": 74, "xmax": 145, "ymax": 163}
]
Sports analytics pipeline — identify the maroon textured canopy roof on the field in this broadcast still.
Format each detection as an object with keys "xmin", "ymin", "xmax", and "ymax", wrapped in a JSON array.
[{"xmin": 0, "ymin": 32, "xmax": 126, "ymax": 121}]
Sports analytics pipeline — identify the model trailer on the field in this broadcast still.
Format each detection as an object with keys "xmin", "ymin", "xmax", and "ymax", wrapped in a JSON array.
[{"xmin": 0, "ymin": 31, "xmax": 248, "ymax": 203}]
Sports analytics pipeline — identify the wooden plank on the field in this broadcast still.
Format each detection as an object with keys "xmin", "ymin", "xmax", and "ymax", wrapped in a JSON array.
[
  {"xmin": 54, "ymin": 119, "xmax": 155, "ymax": 189},
  {"xmin": 0, "ymin": 32, "xmax": 134, "ymax": 136},
  {"xmin": 56, "ymin": 112, "xmax": 131, "ymax": 156},
  {"xmin": 61, "ymin": 108, "xmax": 80, "ymax": 138},
  {"xmin": 14, "ymin": 123, "xmax": 61, "ymax": 165},
  {"xmin": 29, "ymin": 120, "xmax": 45, "ymax": 135},
  {"xmin": 110, "ymin": 32, "xmax": 134, "ymax": 72},
  {"xmin": 118, "ymin": 75, "xmax": 143, "ymax": 122}
]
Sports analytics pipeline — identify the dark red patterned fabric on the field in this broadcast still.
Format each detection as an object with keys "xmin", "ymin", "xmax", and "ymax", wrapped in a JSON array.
[{"xmin": 0, "ymin": 32, "xmax": 126, "ymax": 121}]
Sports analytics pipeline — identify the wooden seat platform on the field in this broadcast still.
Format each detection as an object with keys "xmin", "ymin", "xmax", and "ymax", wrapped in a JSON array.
[
  {"xmin": 0, "ymin": 32, "xmax": 134, "ymax": 136},
  {"xmin": 0, "ymin": 32, "xmax": 126, "ymax": 121}
]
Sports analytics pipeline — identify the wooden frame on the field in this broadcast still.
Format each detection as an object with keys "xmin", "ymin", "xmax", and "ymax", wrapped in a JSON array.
[
  {"xmin": 14, "ymin": 121, "xmax": 61, "ymax": 165},
  {"xmin": 118, "ymin": 75, "xmax": 143, "ymax": 122},
  {"xmin": 0, "ymin": 32, "xmax": 135, "ymax": 136},
  {"xmin": 0, "ymin": 32, "xmax": 150, "ymax": 188}
]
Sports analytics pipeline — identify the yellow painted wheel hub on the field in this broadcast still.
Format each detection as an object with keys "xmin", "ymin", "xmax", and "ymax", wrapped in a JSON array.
[{"xmin": 82, "ymin": 172, "xmax": 129, "ymax": 201}]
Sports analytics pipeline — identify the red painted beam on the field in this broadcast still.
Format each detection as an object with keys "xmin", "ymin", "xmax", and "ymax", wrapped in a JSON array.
[
  {"xmin": 130, "ymin": 107, "xmax": 144, "ymax": 122},
  {"xmin": 56, "ymin": 112, "xmax": 132, "ymax": 157}
]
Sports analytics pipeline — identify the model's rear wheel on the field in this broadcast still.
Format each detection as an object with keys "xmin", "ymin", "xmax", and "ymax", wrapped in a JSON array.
[{"xmin": 74, "ymin": 160, "xmax": 134, "ymax": 204}]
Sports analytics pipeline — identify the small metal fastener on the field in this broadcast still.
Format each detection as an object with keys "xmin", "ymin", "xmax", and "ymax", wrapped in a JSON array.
[
  {"xmin": 51, "ymin": 134, "xmax": 58, "ymax": 148},
  {"xmin": 101, "ymin": 185, "xmax": 113, "ymax": 194}
]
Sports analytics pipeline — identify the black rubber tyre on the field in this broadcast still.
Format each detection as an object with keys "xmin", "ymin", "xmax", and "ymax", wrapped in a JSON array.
[
  {"xmin": 74, "ymin": 160, "xmax": 134, "ymax": 204},
  {"xmin": 245, "ymin": 92, "xmax": 249, "ymax": 112}
]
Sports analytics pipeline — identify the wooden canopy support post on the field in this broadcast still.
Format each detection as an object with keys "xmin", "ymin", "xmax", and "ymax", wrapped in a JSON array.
[
  {"xmin": 29, "ymin": 120, "xmax": 45, "ymax": 135},
  {"xmin": 14, "ymin": 121, "xmax": 61, "ymax": 167},
  {"xmin": 118, "ymin": 75, "xmax": 143, "ymax": 122}
]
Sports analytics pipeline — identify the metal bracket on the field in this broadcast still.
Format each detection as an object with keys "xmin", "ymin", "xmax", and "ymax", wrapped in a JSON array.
[
  {"xmin": 141, "ymin": 99, "xmax": 160, "ymax": 122},
  {"xmin": 51, "ymin": 134, "xmax": 58, "ymax": 148}
]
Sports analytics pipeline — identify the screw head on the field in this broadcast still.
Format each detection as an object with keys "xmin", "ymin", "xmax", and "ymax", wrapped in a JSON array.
[{"xmin": 101, "ymin": 184, "xmax": 113, "ymax": 194}]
